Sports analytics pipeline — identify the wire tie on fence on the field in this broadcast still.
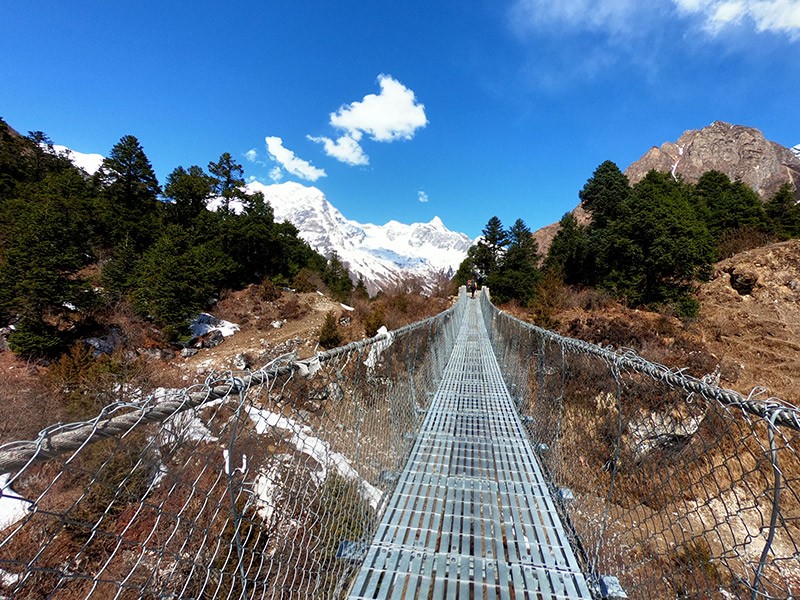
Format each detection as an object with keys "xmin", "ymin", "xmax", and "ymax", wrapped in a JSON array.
[{"xmin": 295, "ymin": 355, "xmax": 321, "ymax": 378}]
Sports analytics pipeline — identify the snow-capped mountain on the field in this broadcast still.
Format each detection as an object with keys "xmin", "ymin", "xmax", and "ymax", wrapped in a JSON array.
[
  {"xmin": 246, "ymin": 181, "xmax": 472, "ymax": 292},
  {"xmin": 52, "ymin": 144, "xmax": 104, "ymax": 175},
  {"xmin": 793, "ymin": 144, "xmax": 800, "ymax": 160}
]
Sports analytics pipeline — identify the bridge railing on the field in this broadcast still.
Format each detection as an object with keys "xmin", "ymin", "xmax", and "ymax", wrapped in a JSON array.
[
  {"xmin": 0, "ymin": 290, "xmax": 467, "ymax": 599},
  {"xmin": 480, "ymin": 290, "xmax": 800, "ymax": 600}
]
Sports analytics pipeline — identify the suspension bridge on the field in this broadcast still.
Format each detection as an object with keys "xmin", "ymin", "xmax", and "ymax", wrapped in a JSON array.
[{"xmin": 0, "ymin": 289, "xmax": 798, "ymax": 599}]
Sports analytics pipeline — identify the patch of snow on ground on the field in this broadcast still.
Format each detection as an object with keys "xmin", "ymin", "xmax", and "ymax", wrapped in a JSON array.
[
  {"xmin": 0, "ymin": 566, "xmax": 20, "ymax": 587},
  {"xmin": 253, "ymin": 464, "xmax": 282, "ymax": 522},
  {"xmin": 340, "ymin": 303, "xmax": 354, "ymax": 311},
  {"xmin": 0, "ymin": 474, "xmax": 31, "ymax": 532},
  {"xmin": 189, "ymin": 313, "xmax": 240, "ymax": 337},
  {"xmin": 244, "ymin": 407, "xmax": 382, "ymax": 509}
]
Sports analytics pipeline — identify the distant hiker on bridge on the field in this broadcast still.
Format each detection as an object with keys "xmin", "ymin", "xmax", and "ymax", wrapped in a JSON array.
[{"xmin": 468, "ymin": 279, "xmax": 477, "ymax": 298}]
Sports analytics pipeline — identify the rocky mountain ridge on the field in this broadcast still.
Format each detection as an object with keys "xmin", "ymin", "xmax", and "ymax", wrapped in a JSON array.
[
  {"xmin": 625, "ymin": 121, "xmax": 800, "ymax": 200},
  {"xmin": 245, "ymin": 181, "xmax": 473, "ymax": 293},
  {"xmin": 533, "ymin": 122, "xmax": 800, "ymax": 255}
]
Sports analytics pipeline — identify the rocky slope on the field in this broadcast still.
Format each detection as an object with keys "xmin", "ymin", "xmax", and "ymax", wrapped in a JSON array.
[
  {"xmin": 695, "ymin": 239, "xmax": 800, "ymax": 402},
  {"xmin": 626, "ymin": 121, "xmax": 800, "ymax": 200}
]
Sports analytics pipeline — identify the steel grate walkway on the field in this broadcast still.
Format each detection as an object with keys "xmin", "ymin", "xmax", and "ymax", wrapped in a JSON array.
[{"xmin": 348, "ymin": 298, "xmax": 593, "ymax": 599}]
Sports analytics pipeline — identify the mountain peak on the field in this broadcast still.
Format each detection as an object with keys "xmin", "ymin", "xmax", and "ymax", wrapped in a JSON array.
[
  {"xmin": 247, "ymin": 181, "xmax": 472, "ymax": 292},
  {"xmin": 626, "ymin": 122, "xmax": 800, "ymax": 200}
]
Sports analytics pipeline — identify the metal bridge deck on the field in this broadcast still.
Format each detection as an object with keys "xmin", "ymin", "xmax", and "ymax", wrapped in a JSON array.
[{"xmin": 349, "ymin": 298, "xmax": 593, "ymax": 599}]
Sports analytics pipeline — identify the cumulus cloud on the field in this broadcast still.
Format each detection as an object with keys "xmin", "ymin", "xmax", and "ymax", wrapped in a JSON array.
[
  {"xmin": 264, "ymin": 137, "xmax": 326, "ymax": 182},
  {"xmin": 307, "ymin": 133, "xmax": 369, "ymax": 166},
  {"xmin": 330, "ymin": 74, "xmax": 428, "ymax": 143},
  {"xmin": 682, "ymin": 0, "xmax": 800, "ymax": 36},
  {"xmin": 418, "ymin": 191, "xmax": 429, "ymax": 203},
  {"xmin": 245, "ymin": 148, "xmax": 258, "ymax": 163}
]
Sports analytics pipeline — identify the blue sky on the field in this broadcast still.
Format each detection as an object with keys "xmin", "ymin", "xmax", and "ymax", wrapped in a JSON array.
[{"xmin": 2, "ymin": 1, "xmax": 799, "ymax": 237}]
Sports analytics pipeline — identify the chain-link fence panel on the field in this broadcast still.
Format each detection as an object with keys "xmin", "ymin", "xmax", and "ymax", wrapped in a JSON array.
[
  {"xmin": 0, "ymin": 291, "xmax": 467, "ymax": 599},
  {"xmin": 481, "ymin": 292, "xmax": 800, "ymax": 600}
]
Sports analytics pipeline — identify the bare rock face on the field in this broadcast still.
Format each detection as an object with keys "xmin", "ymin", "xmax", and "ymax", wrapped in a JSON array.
[{"xmin": 625, "ymin": 121, "xmax": 800, "ymax": 200}]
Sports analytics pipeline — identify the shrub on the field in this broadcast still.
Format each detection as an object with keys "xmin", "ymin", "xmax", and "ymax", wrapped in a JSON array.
[
  {"xmin": 362, "ymin": 308, "xmax": 385, "ymax": 338},
  {"xmin": 293, "ymin": 268, "xmax": 321, "ymax": 293},
  {"xmin": 318, "ymin": 312, "xmax": 342, "ymax": 349},
  {"xmin": 260, "ymin": 278, "xmax": 282, "ymax": 302}
]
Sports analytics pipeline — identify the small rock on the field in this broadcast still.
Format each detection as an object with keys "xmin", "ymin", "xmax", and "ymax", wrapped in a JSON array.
[
  {"xmin": 203, "ymin": 330, "xmax": 225, "ymax": 348},
  {"xmin": 181, "ymin": 348, "xmax": 199, "ymax": 358},
  {"xmin": 233, "ymin": 353, "xmax": 251, "ymax": 370},
  {"xmin": 271, "ymin": 320, "xmax": 284, "ymax": 329}
]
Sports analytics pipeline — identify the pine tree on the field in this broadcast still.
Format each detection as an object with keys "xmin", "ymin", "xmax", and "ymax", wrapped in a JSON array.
[
  {"xmin": 695, "ymin": 171, "xmax": 766, "ymax": 238},
  {"xmin": 0, "ymin": 172, "xmax": 94, "ymax": 357},
  {"xmin": 131, "ymin": 226, "xmax": 233, "ymax": 340},
  {"xmin": 208, "ymin": 152, "xmax": 247, "ymax": 213},
  {"xmin": 544, "ymin": 213, "xmax": 591, "ymax": 284},
  {"xmin": 97, "ymin": 135, "xmax": 161, "ymax": 252},
  {"xmin": 765, "ymin": 183, "xmax": 800, "ymax": 239},
  {"xmin": 164, "ymin": 165, "xmax": 215, "ymax": 228},
  {"xmin": 353, "ymin": 276, "xmax": 369, "ymax": 301},
  {"xmin": 603, "ymin": 171, "xmax": 714, "ymax": 315},
  {"xmin": 323, "ymin": 252, "xmax": 353, "ymax": 302},
  {"xmin": 473, "ymin": 216, "xmax": 508, "ymax": 280},
  {"xmin": 491, "ymin": 218, "xmax": 541, "ymax": 305},
  {"xmin": 579, "ymin": 160, "xmax": 630, "ymax": 229},
  {"xmin": 318, "ymin": 311, "xmax": 342, "ymax": 349}
]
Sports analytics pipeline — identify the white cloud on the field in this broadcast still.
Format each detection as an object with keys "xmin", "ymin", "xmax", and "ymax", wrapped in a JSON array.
[
  {"xmin": 749, "ymin": 0, "xmax": 800, "ymax": 35},
  {"xmin": 510, "ymin": 0, "xmax": 800, "ymax": 39},
  {"xmin": 264, "ymin": 137, "xmax": 326, "ymax": 182},
  {"xmin": 269, "ymin": 166, "xmax": 284, "ymax": 182},
  {"xmin": 418, "ymin": 191, "xmax": 429, "ymax": 203},
  {"xmin": 245, "ymin": 148, "xmax": 258, "ymax": 163},
  {"xmin": 307, "ymin": 133, "xmax": 369, "ymax": 166},
  {"xmin": 679, "ymin": 0, "xmax": 800, "ymax": 36},
  {"xmin": 509, "ymin": 0, "xmax": 645, "ymax": 35},
  {"xmin": 329, "ymin": 74, "xmax": 427, "ymax": 143}
]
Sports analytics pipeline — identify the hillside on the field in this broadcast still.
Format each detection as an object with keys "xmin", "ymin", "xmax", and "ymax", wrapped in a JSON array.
[{"xmin": 533, "ymin": 240, "xmax": 800, "ymax": 405}]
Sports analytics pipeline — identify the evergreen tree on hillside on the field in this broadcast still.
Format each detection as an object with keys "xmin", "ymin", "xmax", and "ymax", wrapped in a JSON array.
[
  {"xmin": 0, "ymin": 171, "xmax": 95, "ymax": 356},
  {"xmin": 472, "ymin": 216, "xmax": 508, "ymax": 279},
  {"xmin": 544, "ymin": 212, "xmax": 591, "ymax": 284},
  {"xmin": 603, "ymin": 170, "xmax": 714, "ymax": 315},
  {"xmin": 694, "ymin": 171, "xmax": 766, "ymax": 238},
  {"xmin": 0, "ymin": 118, "xmax": 30, "ymax": 198},
  {"xmin": 579, "ymin": 160, "xmax": 630, "ymax": 229},
  {"xmin": 97, "ymin": 135, "xmax": 161, "ymax": 252},
  {"xmin": 490, "ymin": 218, "xmax": 541, "ymax": 305},
  {"xmin": 209, "ymin": 152, "xmax": 247, "ymax": 213},
  {"xmin": 164, "ymin": 165, "xmax": 215, "ymax": 228},
  {"xmin": 131, "ymin": 225, "xmax": 234, "ymax": 340},
  {"xmin": 323, "ymin": 252, "xmax": 353, "ymax": 302},
  {"xmin": 765, "ymin": 183, "xmax": 800, "ymax": 239},
  {"xmin": 26, "ymin": 131, "xmax": 73, "ymax": 182}
]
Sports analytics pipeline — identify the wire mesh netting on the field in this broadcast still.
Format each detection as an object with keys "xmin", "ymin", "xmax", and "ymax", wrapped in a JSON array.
[
  {"xmin": 0, "ymin": 293, "xmax": 466, "ymax": 599},
  {"xmin": 2, "ymin": 287, "xmax": 799, "ymax": 599},
  {"xmin": 480, "ymin": 292, "xmax": 800, "ymax": 600}
]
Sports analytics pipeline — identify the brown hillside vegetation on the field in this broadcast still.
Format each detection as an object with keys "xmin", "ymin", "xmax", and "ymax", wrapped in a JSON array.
[
  {"xmin": 696, "ymin": 239, "xmax": 800, "ymax": 404},
  {"xmin": 0, "ymin": 283, "xmax": 450, "ymax": 444},
  {"xmin": 513, "ymin": 240, "xmax": 800, "ymax": 406}
]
